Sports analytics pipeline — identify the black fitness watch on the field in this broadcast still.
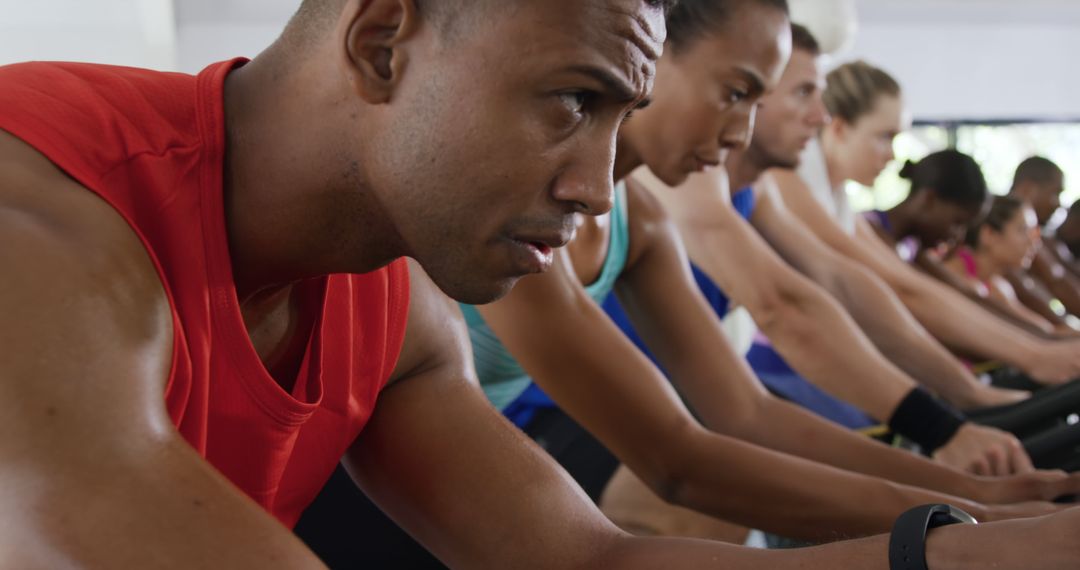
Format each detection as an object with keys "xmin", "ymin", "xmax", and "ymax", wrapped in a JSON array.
[{"xmin": 888, "ymin": 504, "xmax": 977, "ymax": 570}]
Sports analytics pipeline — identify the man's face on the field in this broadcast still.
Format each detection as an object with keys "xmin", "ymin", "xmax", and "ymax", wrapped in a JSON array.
[
  {"xmin": 621, "ymin": 4, "xmax": 790, "ymax": 187},
  {"xmin": 1030, "ymin": 173, "xmax": 1064, "ymax": 227},
  {"xmin": 750, "ymin": 48, "xmax": 829, "ymax": 169},
  {"xmin": 361, "ymin": 0, "xmax": 664, "ymax": 304}
]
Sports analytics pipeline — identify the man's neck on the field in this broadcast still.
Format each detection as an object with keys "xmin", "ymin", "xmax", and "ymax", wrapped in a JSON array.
[{"xmin": 222, "ymin": 51, "xmax": 401, "ymax": 302}]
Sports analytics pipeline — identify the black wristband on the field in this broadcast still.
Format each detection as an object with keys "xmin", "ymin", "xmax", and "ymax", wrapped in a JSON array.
[
  {"xmin": 889, "ymin": 504, "xmax": 977, "ymax": 570},
  {"xmin": 887, "ymin": 388, "xmax": 967, "ymax": 454}
]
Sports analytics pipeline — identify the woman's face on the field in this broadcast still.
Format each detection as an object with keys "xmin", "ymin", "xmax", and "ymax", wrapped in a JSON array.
[
  {"xmin": 984, "ymin": 206, "xmax": 1042, "ymax": 270},
  {"xmin": 826, "ymin": 95, "xmax": 908, "ymax": 187},
  {"xmin": 915, "ymin": 193, "xmax": 987, "ymax": 249},
  {"xmin": 620, "ymin": 4, "xmax": 790, "ymax": 186}
]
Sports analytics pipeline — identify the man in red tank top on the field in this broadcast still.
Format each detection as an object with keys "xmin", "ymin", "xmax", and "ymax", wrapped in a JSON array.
[{"xmin": 2, "ymin": 1, "xmax": 1080, "ymax": 569}]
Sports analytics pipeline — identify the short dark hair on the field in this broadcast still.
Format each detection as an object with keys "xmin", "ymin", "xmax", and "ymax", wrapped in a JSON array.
[
  {"xmin": 790, "ymin": 23, "xmax": 820, "ymax": 55},
  {"xmin": 1012, "ymin": 156, "xmax": 1063, "ymax": 191},
  {"xmin": 900, "ymin": 150, "xmax": 988, "ymax": 211},
  {"xmin": 666, "ymin": 0, "xmax": 789, "ymax": 52}
]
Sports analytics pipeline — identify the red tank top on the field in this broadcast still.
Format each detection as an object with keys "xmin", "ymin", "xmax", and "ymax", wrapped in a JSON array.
[{"xmin": 0, "ymin": 60, "xmax": 410, "ymax": 528}]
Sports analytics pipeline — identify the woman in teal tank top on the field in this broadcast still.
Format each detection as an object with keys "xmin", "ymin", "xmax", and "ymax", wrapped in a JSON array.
[{"xmin": 446, "ymin": 2, "xmax": 1061, "ymax": 545}]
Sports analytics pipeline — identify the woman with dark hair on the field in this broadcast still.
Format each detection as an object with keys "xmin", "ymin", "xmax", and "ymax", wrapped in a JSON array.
[
  {"xmin": 769, "ymin": 57, "xmax": 1080, "ymax": 390},
  {"xmin": 864, "ymin": 150, "xmax": 990, "ymax": 262},
  {"xmin": 942, "ymin": 196, "xmax": 1077, "ymax": 335}
]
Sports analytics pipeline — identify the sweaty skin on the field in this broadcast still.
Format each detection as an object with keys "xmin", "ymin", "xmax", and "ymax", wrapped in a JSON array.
[
  {"xmin": 4, "ymin": 0, "xmax": 1080, "ymax": 568},
  {"xmin": 1, "ymin": 0, "xmax": 752, "ymax": 567}
]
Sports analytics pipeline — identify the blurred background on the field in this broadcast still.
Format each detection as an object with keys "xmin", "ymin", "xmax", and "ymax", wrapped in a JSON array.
[{"xmin": 2, "ymin": 0, "xmax": 1078, "ymax": 211}]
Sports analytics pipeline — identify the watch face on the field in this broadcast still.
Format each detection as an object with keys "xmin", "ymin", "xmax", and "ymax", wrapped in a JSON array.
[{"xmin": 931, "ymin": 506, "xmax": 978, "ymax": 527}]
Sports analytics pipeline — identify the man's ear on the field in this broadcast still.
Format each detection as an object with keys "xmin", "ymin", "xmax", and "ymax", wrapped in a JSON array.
[{"xmin": 341, "ymin": 0, "xmax": 419, "ymax": 104}]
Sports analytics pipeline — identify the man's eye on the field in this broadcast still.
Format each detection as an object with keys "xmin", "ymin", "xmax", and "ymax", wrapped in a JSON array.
[
  {"xmin": 726, "ymin": 89, "xmax": 749, "ymax": 105},
  {"xmin": 559, "ymin": 91, "xmax": 590, "ymax": 115}
]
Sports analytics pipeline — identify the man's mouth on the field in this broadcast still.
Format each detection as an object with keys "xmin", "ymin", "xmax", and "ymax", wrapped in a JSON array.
[{"xmin": 505, "ymin": 231, "xmax": 572, "ymax": 274}]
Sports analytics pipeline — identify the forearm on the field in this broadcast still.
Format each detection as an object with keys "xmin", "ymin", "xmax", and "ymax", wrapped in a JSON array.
[
  {"xmin": 665, "ymin": 428, "xmax": 977, "ymax": 541},
  {"xmin": 837, "ymin": 223, "xmax": 1044, "ymax": 367},
  {"xmin": 1044, "ymin": 275, "xmax": 1080, "ymax": 318},
  {"xmin": 816, "ymin": 260, "xmax": 987, "ymax": 408},
  {"xmin": 892, "ymin": 272, "xmax": 1042, "ymax": 368},
  {"xmin": 925, "ymin": 512, "xmax": 1080, "ymax": 570},
  {"xmin": 1030, "ymin": 249, "xmax": 1080, "ymax": 317},
  {"xmin": 7, "ymin": 437, "xmax": 324, "ymax": 569},
  {"xmin": 754, "ymin": 286, "xmax": 912, "ymax": 421},
  {"xmin": 604, "ymin": 510, "xmax": 1080, "ymax": 570},
  {"xmin": 594, "ymin": 532, "xmax": 887, "ymax": 569},
  {"xmin": 729, "ymin": 396, "xmax": 983, "ymax": 504}
]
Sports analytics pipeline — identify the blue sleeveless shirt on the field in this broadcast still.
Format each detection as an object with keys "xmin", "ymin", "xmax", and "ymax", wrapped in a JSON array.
[{"xmin": 605, "ymin": 186, "xmax": 874, "ymax": 429}]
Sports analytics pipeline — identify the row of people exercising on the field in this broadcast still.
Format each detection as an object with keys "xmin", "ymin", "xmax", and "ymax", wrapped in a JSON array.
[{"xmin": 293, "ymin": 6, "xmax": 1080, "ymax": 568}]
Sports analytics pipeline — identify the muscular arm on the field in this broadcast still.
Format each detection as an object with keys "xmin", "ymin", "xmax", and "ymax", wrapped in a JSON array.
[
  {"xmin": 349, "ymin": 280, "xmax": 1080, "ymax": 570},
  {"xmin": 918, "ymin": 252, "xmax": 1054, "ymax": 337},
  {"xmin": 615, "ymin": 180, "xmax": 1031, "ymax": 500},
  {"xmin": 0, "ymin": 135, "xmax": 325, "ymax": 568},
  {"xmin": 474, "ymin": 180, "xmax": 1024, "ymax": 540},
  {"xmin": 747, "ymin": 175, "xmax": 1015, "ymax": 409},
  {"xmin": 770, "ymin": 168, "xmax": 1080, "ymax": 385},
  {"xmin": 644, "ymin": 171, "xmax": 913, "ymax": 419},
  {"xmin": 924, "ymin": 251, "xmax": 1064, "ymax": 340},
  {"xmin": 346, "ymin": 263, "xmax": 830, "ymax": 567}
]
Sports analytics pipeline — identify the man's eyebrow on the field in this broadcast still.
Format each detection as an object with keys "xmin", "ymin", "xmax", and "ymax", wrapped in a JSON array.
[{"xmin": 565, "ymin": 65, "xmax": 644, "ymax": 104}]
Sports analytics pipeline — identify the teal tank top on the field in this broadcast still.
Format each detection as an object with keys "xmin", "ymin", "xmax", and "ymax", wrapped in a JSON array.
[{"xmin": 461, "ymin": 182, "xmax": 631, "ymax": 410}]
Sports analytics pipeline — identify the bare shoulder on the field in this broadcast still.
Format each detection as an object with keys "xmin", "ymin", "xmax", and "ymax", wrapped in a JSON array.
[
  {"xmin": 623, "ymin": 176, "xmax": 680, "ymax": 271},
  {"xmin": 0, "ymin": 130, "xmax": 173, "ymax": 448},
  {"xmin": 0, "ymin": 130, "xmax": 170, "ymax": 337},
  {"xmin": 623, "ymin": 176, "xmax": 670, "ymax": 226},
  {"xmin": 752, "ymin": 172, "xmax": 778, "ymax": 200},
  {"xmin": 767, "ymin": 167, "xmax": 807, "ymax": 190}
]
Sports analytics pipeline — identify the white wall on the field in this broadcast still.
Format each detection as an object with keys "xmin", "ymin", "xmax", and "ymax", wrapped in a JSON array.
[
  {"xmin": 173, "ymin": 0, "xmax": 294, "ymax": 73},
  {"xmin": 0, "ymin": 0, "xmax": 176, "ymax": 70},
  {"xmin": 846, "ymin": 0, "xmax": 1080, "ymax": 121},
  {"xmin": 176, "ymin": 23, "xmax": 281, "ymax": 73},
  {"xmin": 4, "ymin": 1, "xmax": 1080, "ymax": 122}
]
